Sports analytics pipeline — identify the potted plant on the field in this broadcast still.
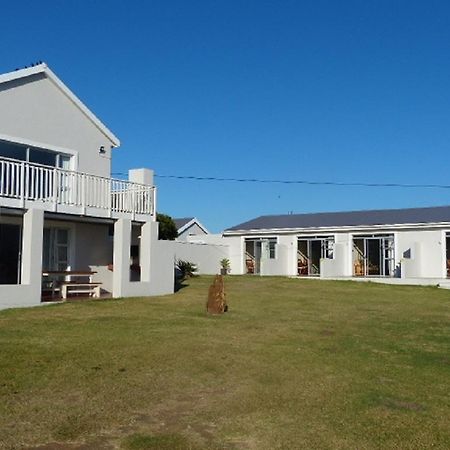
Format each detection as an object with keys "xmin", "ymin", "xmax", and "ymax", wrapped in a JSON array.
[{"xmin": 220, "ymin": 258, "xmax": 231, "ymax": 275}]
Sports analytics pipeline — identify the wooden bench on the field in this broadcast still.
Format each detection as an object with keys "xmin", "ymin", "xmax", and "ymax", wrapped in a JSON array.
[{"xmin": 61, "ymin": 282, "xmax": 102, "ymax": 299}]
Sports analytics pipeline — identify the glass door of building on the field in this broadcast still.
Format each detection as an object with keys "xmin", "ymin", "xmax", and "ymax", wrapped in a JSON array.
[{"xmin": 43, "ymin": 228, "xmax": 71, "ymax": 271}]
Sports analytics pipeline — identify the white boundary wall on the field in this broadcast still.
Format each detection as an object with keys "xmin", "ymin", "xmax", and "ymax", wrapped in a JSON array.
[{"xmin": 174, "ymin": 234, "xmax": 230, "ymax": 274}]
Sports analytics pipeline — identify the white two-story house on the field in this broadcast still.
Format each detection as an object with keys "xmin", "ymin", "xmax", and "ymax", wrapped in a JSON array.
[{"xmin": 0, "ymin": 63, "xmax": 174, "ymax": 310}]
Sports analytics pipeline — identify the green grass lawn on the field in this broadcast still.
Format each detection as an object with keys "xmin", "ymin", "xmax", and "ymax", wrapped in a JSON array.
[{"xmin": 0, "ymin": 276, "xmax": 449, "ymax": 449}]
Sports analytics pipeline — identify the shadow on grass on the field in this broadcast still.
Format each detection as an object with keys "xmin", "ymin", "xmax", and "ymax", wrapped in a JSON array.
[{"xmin": 174, "ymin": 281, "xmax": 190, "ymax": 293}]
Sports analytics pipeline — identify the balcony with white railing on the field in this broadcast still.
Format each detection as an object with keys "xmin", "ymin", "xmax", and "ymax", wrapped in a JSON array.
[{"xmin": 0, "ymin": 156, "xmax": 156, "ymax": 221}]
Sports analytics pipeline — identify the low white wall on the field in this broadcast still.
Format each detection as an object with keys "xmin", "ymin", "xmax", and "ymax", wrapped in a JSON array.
[
  {"xmin": 213, "ymin": 235, "xmax": 244, "ymax": 274},
  {"xmin": 173, "ymin": 240, "xmax": 229, "ymax": 275},
  {"xmin": 0, "ymin": 284, "xmax": 39, "ymax": 310}
]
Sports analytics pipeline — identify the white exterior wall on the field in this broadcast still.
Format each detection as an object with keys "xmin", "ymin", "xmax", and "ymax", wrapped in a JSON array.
[
  {"xmin": 260, "ymin": 235, "xmax": 295, "ymax": 276},
  {"xmin": 178, "ymin": 223, "xmax": 208, "ymax": 241},
  {"xmin": 112, "ymin": 219, "xmax": 174, "ymax": 298},
  {"xmin": 0, "ymin": 73, "xmax": 113, "ymax": 177},
  {"xmin": 280, "ymin": 235, "xmax": 297, "ymax": 276},
  {"xmin": 173, "ymin": 241, "xmax": 229, "ymax": 275},
  {"xmin": 397, "ymin": 230, "xmax": 446, "ymax": 279},
  {"xmin": 74, "ymin": 222, "xmax": 114, "ymax": 292},
  {"xmin": 227, "ymin": 236, "xmax": 245, "ymax": 274},
  {"xmin": 321, "ymin": 233, "xmax": 352, "ymax": 278}
]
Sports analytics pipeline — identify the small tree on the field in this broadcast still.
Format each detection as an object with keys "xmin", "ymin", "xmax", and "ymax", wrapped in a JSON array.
[{"xmin": 157, "ymin": 213, "xmax": 178, "ymax": 240}]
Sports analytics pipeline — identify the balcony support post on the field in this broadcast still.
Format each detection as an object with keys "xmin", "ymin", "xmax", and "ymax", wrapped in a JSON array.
[
  {"xmin": 81, "ymin": 173, "xmax": 86, "ymax": 215},
  {"xmin": 52, "ymin": 167, "xmax": 58, "ymax": 212},
  {"xmin": 20, "ymin": 161, "xmax": 25, "ymax": 208}
]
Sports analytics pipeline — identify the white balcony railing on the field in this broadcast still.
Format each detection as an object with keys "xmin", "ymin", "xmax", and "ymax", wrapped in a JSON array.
[{"xmin": 0, "ymin": 156, "xmax": 155, "ymax": 219}]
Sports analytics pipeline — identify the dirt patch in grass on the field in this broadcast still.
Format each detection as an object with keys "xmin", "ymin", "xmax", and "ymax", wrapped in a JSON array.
[
  {"xmin": 121, "ymin": 432, "xmax": 199, "ymax": 450},
  {"xmin": 380, "ymin": 397, "xmax": 426, "ymax": 412},
  {"xmin": 26, "ymin": 440, "xmax": 114, "ymax": 450},
  {"xmin": 319, "ymin": 329, "xmax": 335, "ymax": 336}
]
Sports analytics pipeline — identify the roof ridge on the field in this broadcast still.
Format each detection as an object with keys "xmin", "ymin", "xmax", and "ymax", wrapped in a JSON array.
[
  {"xmin": 257, "ymin": 204, "xmax": 450, "ymax": 219},
  {"xmin": 226, "ymin": 204, "xmax": 450, "ymax": 232}
]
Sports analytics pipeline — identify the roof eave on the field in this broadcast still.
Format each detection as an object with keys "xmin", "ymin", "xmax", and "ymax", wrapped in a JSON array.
[{"xmin": 223, "ymin": 221, "xmax": 450, "ymax": 235}]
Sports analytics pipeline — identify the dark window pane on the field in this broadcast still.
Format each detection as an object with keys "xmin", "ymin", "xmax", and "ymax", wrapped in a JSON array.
[
  {"xmin": 0, "ymin": 140, "xmax": 27, "ymax": 161},
  {"xmin": 29, "ymin": 148, "xmax": 56, "ymax": 167}
]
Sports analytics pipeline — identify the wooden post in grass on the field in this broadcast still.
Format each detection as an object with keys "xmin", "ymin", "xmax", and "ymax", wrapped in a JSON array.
[{"xmin": 207, "ymin": 275, "xmax": 228, "ymax": 314}]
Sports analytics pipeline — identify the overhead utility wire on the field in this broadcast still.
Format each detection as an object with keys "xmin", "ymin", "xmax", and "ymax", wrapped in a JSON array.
[
  {"xmin": 153, "ymin": 174, "xmax": 450, "ymax": 190},
  {"xmin": 111, "ymin": 172, "xmax": 450, "ymax": 190}
]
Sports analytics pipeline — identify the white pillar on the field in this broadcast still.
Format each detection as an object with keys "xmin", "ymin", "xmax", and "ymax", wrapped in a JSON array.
[
  {"xmin": 140, "ymin": 221, "xmax": 159, "ymax": 282},
  {"xmin": 113, "ymin": 219, "xmax": 131, "ymax": 297},
  {"xmin": 129, "ymin": 168, "xmax": 154, "ymax": 186},
  {"xmin": 21, "ymin": 208, "xmax": 44, "ymax": 287}
]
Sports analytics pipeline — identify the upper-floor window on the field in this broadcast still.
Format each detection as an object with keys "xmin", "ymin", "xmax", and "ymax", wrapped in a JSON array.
[{"xmin": 0, "ymin": 139, "xmax": 72, "ymax": 170}]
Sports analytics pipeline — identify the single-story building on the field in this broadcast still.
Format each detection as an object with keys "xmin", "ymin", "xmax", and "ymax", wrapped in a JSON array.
[{"xmin": 223, "ymin": 206, "xmax": 450, "ymax": 285}]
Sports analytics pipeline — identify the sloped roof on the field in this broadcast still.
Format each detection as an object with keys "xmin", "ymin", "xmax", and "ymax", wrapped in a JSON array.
[
  {"xmin": 0, "ymin": 63, "xmax": 120, "ymax": 146},
  {"xmin": 174, "ymin": 217, "xmax": 209, "ymax": 234},
  {"xmin": 174, "ymin": 217, "xmax": 194, "ymax": 229},
  {"xmin": 225, "ymin": 205, "xmax": 450, "ymax": 233}
]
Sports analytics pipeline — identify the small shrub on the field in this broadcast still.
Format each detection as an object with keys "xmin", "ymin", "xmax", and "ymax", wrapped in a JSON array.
[{"xmin": 176, "ymin": 259, "xmax": 198, "ymax": 280}]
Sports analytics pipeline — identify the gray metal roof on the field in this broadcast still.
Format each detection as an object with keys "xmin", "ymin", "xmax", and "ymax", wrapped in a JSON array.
[
  {"xmin": 173, "ymin": 217, "xmax": 194, "ymax": 230},
  {"xmin": 225, "ymin": 205, "xmax": 450, "ymax": 232}
]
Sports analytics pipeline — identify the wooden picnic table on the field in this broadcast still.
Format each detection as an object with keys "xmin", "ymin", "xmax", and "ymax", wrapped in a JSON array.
[{"xmin": 42, "ymin": 270, "xmax": 101, "ymax": 299}]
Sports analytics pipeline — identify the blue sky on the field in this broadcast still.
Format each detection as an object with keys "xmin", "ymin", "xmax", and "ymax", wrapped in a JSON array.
[{"xmin": 1, "ymin": 0, "xmax": 450, "ymax": 231}]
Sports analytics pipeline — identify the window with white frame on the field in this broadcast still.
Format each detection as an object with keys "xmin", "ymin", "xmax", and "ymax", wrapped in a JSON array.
[{"xmin": 0, "ymin": 139, "xmax": 72, "ymax": 169}]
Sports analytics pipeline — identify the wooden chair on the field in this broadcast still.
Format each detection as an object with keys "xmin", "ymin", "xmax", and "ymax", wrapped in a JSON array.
[
  {"xmin": 297, "ymin": 260, "xmax": 308, "ymax": 275},
  {"xmin": 354, "ymin": 260, "xmax": 364, "ymax": 276}
]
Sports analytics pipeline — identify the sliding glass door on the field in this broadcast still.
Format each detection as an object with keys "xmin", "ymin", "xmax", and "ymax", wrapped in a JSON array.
[
  {"xmin": 297, "ymin": 236, "xmax": 334, "ymax": 276},
  {"xmin": 245, "ymin": 238, "xmax": 277, "ymax": 274},
  {"xmin": 353, "ymin": 235, "xmax": 394, "ymax": 277},
  {"xmin": 42, "ymin": 228, "xmax": 71, "ymax": 271}
]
